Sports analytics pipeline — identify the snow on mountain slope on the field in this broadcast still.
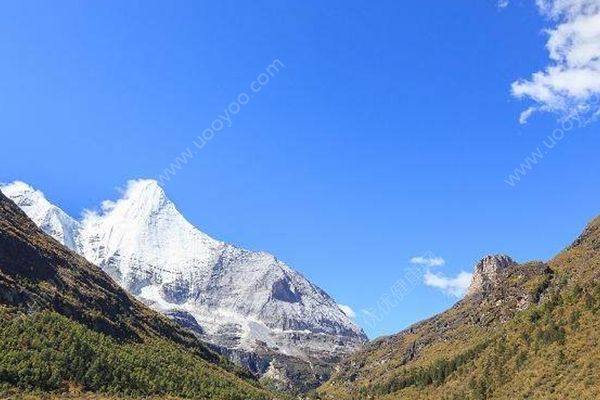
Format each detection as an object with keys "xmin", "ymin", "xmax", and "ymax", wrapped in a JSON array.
[
  {"xmin": 0, "ymin": 181, "xmax": 81, "ymax": 250},
  {"xmin": 0, "ymin": 180, "xmax": 367, "ymax": 367},
  {"xmin": 79, "ymin": 181, "xmax": 223, "ymax": 294}
]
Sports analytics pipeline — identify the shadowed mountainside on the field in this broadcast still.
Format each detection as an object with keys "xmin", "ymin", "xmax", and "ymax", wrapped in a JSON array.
[
  {"xmin": 1, "ymin": 180, "xmax": 367, "ymax": 393},
  {"xmin": 0, "ymin": 190, "xmax": 278, "ymax": 399}
]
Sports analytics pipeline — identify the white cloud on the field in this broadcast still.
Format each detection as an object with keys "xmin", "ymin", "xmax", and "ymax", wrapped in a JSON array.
[
  {"xmin": 498, "ymin": 0, "xmax": 510, "ymax": 9},
  {"xmin": 338, "ymin": 304, "xmax": 356, "ymax": 319},
  {"xmin": 424, "ymin": 270, "xmax": 473, "ymax": 298},
  {"xmin": 410, "ymin": 255, "xmax": 446, "ymax": 267},
  {"xmin": 512, "ymin": 0, "xmax": 600, "ymax": 122}
]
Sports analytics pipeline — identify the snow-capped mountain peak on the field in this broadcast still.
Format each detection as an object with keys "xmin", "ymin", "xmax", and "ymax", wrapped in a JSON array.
[
  {"xmin": 1, "ymin": 179, "xmax": 367, "ymax": 374},
  {"xmin": 80, "ymin": 179, "xmax": 222, "ymax": 292},
  {"xmin": 0, "ymin": 181, "xmax": 81, "ymax": 250},
  {"xmin": 1, "ymin": 181, "xmax": 58, "ymax": 221},
  {"xmin": 103, "ymin": 179, "xmax": 170, "ymax": 214}
]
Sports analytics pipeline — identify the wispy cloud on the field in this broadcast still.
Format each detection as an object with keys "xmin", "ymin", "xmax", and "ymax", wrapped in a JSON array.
[
  {"xmin": 512, "ymin": 0, "xmax": 600, "ymax": 123},
  {"xmin": 423, "ymin": 270, "xmax": 473, "ymax": 298},
  {"xmin": 498, "ymin": 0, "xmax": 510, "ymax": 9},
  {"xmin": 338, "ymin": 304, "xmax": 356, "ymax": 319},
  {"xmin": 410, "ymin": 255, "xmax": 446, "ymax": 267}
]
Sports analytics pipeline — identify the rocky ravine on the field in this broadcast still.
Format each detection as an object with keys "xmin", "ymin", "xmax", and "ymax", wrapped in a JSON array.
[{"xmin": 1, "ymin": 180, "xmax": 367, "ymax": 392}]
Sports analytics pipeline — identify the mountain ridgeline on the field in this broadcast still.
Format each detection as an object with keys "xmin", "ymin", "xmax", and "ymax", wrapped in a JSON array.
[
  {"xmin": 317, "ymin": 218, "xmax": 600, "ymax": 399},
  {"xmin": 0, "ymin": 180, "xmax": 367, "ymax": 393},
  {"xmin": 0, "ymin": 185, "xmax": 276, "ymax": 399},
  {"xmin": 5, "ymin": 178, "xmax": 600, "ymax": 399}
]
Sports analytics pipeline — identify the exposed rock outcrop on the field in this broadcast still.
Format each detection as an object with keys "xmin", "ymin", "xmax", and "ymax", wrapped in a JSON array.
[{"xmin": 465, "ymin": 254, "xmax": 517, "ymax": 297}]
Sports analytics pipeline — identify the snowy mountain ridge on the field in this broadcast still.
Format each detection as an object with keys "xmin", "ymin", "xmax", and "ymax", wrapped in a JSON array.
[
  {"xmin": 0, "ymin": 180, "xmax": 367, "ymax": 380},
  {"xmin": 1, "ymin": 181, "xmax": 82, "ymax": 250}
]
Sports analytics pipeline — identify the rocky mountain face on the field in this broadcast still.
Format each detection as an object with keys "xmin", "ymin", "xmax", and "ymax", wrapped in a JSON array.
[
  {"xmin": 1, "ymin": 180, "xmax": 367, "ymax": 392},
  {"xmin": 0, "ymin": 187, "xmax": 274, "ymax": 400},
  {"xmin": 318, "ymin": 218, "xmax": 600, "ymax": 400},
  {"xmin": 465, "ymin": 255, "xmax": 517, "ymax": 297}
]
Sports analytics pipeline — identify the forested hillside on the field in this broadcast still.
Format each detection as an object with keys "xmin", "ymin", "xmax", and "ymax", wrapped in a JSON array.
[
  {"xmin": 0, "ymin": 190, "xmax": 276, "ymax": 400},
  {"xmin": 317, "ymin": 216, "xmax": 600, "ymax": 399}
]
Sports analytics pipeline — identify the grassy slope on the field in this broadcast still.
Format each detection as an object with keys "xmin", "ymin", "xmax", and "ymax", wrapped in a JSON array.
[
  {"xmin": 0, "ymin": 191, "xmax": 278, "ymax": 400},
  {"xmin": 317, "ymin": 216, "xmax": 600, "ymax": 400}
]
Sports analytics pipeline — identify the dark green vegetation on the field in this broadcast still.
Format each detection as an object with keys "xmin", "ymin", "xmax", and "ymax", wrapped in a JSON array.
[
  {"xmin": 318, "ymin": 216, "xmax": 600, "ymax": 399},
  {"xmin": 0, "ymin": 191, "xmax": 276, "ymax": 400},
  {"xmin": 0, "ymin": 309, "xmax": 271, "ymax": 399}
]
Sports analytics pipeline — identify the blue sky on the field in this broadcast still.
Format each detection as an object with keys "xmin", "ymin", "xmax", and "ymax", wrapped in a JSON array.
[{"xmin": 1, "ymin": 0, "xmax": 600, "ymax": 338}]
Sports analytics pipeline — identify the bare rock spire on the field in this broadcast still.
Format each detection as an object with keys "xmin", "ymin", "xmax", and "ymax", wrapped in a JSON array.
[{"xmin": 466, "ymin": 255, "xmax": 517, "ymax": 297}]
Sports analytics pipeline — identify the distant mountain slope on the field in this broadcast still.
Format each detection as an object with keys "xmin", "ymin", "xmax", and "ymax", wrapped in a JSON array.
[
  {"xmin": 0, "ymin": 189, "xmax": 275, "ymax": 399},
  {"xmin": 1, "ymin": 180, "xmax": 367, "ymax": 392},
  {"xmin": 318, "ymin": 217, "xmax": 600, "ymax": 399}
]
